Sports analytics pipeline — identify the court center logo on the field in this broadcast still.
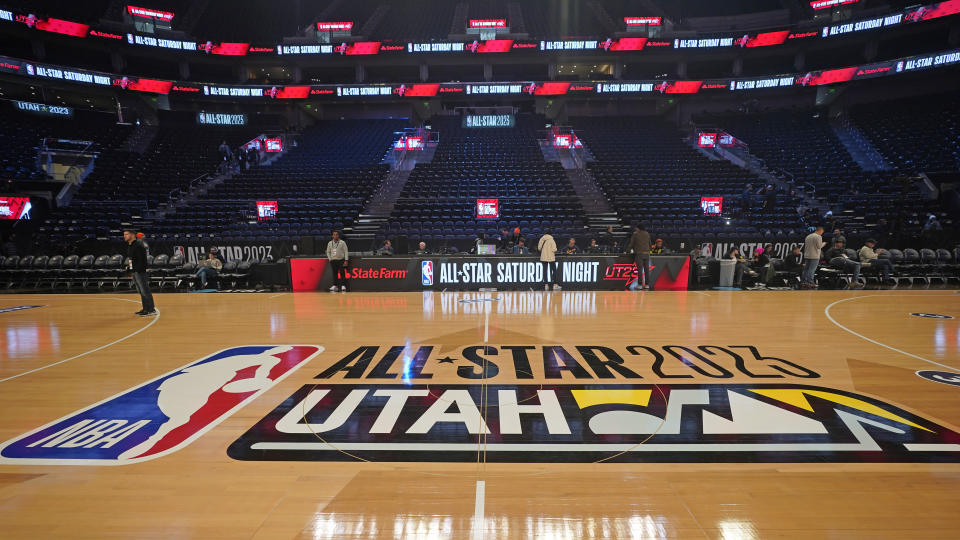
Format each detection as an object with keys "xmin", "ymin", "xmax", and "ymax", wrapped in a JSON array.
[
  {"xmin": 0, "ymin": 345, "xmax": 323, "ymax": 465},
  {"xmin": 916, "ymin": 371, "xmax": 960, "ymax": 387},
  {"xmin": 228, "ymin": 383, "xmax": 960, "ymax": 463}
]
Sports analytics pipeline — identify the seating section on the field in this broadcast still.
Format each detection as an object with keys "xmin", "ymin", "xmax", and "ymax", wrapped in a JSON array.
[
  {"xmin": 192, "ymin": 0, "xmax": 326, "ymax": 42},
  {"xmin": 318, "ymin": 1, "xmax": 386, "ymax": 37},
  {"xmin": 382, "ymin": 114, "xmax": 588, "ymax": 245},
  {"xmin": 151, "ymin": 119, "xmax": 406, "ymax": 243},
  {"xmin": 572, "ymin": 116, "xmax": 806, "ymax": 240},
  {"xmin": 32, "ymin": 111, "xmax": 269, "ymax": 247},
  {"xmin": 372, "ymin": 1, "xmax": 458, "ymax": 41},
  {"xmin": 72, "ymin": 113, "xmax": 262, "ymax": 208},
  {"xmin": 696, "ymin": 111, "xmax": 867, "ymax": 199},
  {"xmin": 850, "ymin": 93, "xmax": 960, "ymax": 174},
  {"xmin": 521, "ymin": 1, "xmax": 607, "ymax": 38},
  {"xmin": 0, "ymin": 107, "xmax": 128, "ymax": 180},
  {"xmin": 0, "ymin": 252, "xmax": 259, "ymax": 292},
  {"xmin": 2, "ymin": 99, "xmax": 956, "ymax": 295},
  {"xmin": 4, "ymin": 1, "xmax": 113, "ymax": 24},
  {"xmin": 697, "ymin": 108, "xmax": 954, "ymax": 237},
  {"xmin": 662, "ymin": 0, "xmax": 774, "ymax": 20}
]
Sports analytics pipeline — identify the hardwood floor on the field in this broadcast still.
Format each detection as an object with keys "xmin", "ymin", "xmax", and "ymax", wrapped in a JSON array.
[{"xmin": 0, "ymin": 290, "xmax": 958, "ymax": 539}]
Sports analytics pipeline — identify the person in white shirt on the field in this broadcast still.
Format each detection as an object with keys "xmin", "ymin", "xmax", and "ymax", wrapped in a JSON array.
[
  {"xmin": 801, "ymin": 226, "xmax": 825, "ymax": 289},
  {"xmin": 858, "ymin": 238, "xmax": 894, "ymax": 282},
  {"xmin": 537, "ymin": 230, "xmax": 559, "ymax": 290},
  {"xmin": 325, "ymin": 231, "xmax": 349, "ymax": 292}
]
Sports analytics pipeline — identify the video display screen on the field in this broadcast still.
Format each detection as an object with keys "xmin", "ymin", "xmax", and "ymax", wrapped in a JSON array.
[
  {"xmin": 264, "ymin": 138, "xmax": 282, "ymax": 152},
  {"xmin": 0, "ymin": 196, "xmax": 31, "ymax": 220},
  {"xmin": 256, "ymin": 201, "xmax": 278, "ymax": 220},
  {"xmin": 701, "ymin": 197, "xmax": 723, "ymax": 216},
  {"xmin": 13, "ymin": 100, "xmax": 72, "ymax": 117},
  {"xmin": 196, "ymin": 112, "xmax": 246, "ymax": 125},
  {"xmin": 624, "ymin": 17, "xmax": 661, "ymax": 26},
  {"xmin": 552, "ymin": 134, "xmax": 583, "ymax": 149},
  {"xmin": 463, "ymin": 114, "xmax": 515, "ymax": 128},
  {"xmin": 127, "ymin": 6, "xmax": 174, "ymax": 21},
  {"xmin": 469, "ymin": 19, "xmax": 506, "ymax": 29},
  {"xmin": 316, "ymin": 22, "xmax": 352, "ymax": 31},
  {"xmin": 476, "ymin": 198, "xmax": 500, "ymax": 219}
]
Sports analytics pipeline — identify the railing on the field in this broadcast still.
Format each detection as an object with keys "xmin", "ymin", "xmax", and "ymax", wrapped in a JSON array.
[
  {"xmin": 167, "ymin": 173, "xmax": 210, "ymax": 205},
  {"xmin": 72, "ymin": 199, "xmax": 149, "ymax": 212}
]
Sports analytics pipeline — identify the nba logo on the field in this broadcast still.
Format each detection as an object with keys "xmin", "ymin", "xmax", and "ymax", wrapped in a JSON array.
[
  {"xmin": 0, "ymin": 345, "xmax": 322, "ymax": 465},
  {"xmin": 422, "ymin": 261, "xmax": 434, "ymax": 286}
]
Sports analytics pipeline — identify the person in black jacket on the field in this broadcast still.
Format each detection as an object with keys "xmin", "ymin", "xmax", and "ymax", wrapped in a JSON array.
[
  {"xmin": 783, "ymin": 246, "xmax": 804, "ymax": 273},
  {"xmin": 125, "ymin": 229, "xmax": 156, "ymax": 316},
  {"xmin": 825, "ymin": 239, "xmax": 862, "ymax": 288}
]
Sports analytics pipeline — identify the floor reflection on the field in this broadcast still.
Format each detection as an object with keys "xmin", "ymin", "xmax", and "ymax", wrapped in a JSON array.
[
  {"xmin": 304, "ymin": 513, "xmax": 674, "ymax": 539},
  {"xmin": 427, "ymin": 291, "xmax": 671, "ymax": 317},
  {"xmin": 3, "ymin": 322, "xmax": 59, "ymax": 359},
  {"xmin": 716, "ymin": 519, "xmax": 759, "ymax": 540}
]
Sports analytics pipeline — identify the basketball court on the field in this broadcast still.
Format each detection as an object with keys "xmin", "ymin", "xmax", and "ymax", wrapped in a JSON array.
[{"xmin": 0, "ymin": 290, "xmax": 958, "ymax": 538}]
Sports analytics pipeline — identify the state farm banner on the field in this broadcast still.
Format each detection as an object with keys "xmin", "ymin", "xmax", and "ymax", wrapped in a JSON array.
[{"xmin": 290, "ymin": 256, "xmax": 691, "ymax": 292}]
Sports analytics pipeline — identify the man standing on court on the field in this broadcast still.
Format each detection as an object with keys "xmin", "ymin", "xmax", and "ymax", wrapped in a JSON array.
[
  {"xmin": 124, "ymin": 229, "xmax": 156, "ymax": 316},
  {"xmin": 538, "ymin": 229, "xmax": 559, "ymax": 291},
  {"xmin": 801, "ymin": 225, "xmax": 825, "ymax": 289},
  {"xmin": 326, "ymin": 230, "xmax": 349, "ymax": 292},
  {"xmin": 627, "ymin": 224, "xmax": 652, "ymax": 290}
]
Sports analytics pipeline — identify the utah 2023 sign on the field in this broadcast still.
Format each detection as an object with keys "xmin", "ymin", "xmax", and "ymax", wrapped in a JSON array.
[{"xmin": 229, "ymin": 344, "xmax": 960, "ymax": 463}]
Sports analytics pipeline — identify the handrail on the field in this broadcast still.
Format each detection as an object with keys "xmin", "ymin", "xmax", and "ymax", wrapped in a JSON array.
[{"xmin": 189, "ymin": 173, "xmax": 210, "ymax": 189}]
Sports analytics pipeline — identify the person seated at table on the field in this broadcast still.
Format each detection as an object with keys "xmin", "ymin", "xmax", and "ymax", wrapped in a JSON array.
[
  {"xmin": 858, "ymin": 238, "xmax": 895, "ymax": 282},
  {"xmin": 751, "ymin": 246, "xmax": 775, "ymax": 285},
  {"xmin": 563, "ymin": 238, "xmax": 580, "ymax": 255},
  {"xmin": 783, "ymin": 246, "xmax": 803, "ymax": 273},
  {"xmin": 650, "ymin": 238, "xmax": 666, "ymax": 255},
  {"xmin": 825, "ymin": 239, "xmax": 863, "ymax": 288},
  {"xmin": 601, "ymin": 225, "xmax": 616, "ymax": 250},
  {"xmin": 511, "ymin": 238, "xmax": 530, "ymax": 255},
  {"xmin": 498, "ymin": 228, "xmax": 514, "ymax": 251},
  {"xmin": 752, "ymin": 247, "xmax": 770, "ymax": 269},
  {"xmin": 473, "ymin": 232, "xmax": 486, "ymax": 254},
  {"xmin": 725, "ymin": 247, "xmax": 757, "ymax": 287},
  {"xmin": 195, "ymin": 250, "xmax": 223, "ymax": 289},
  {"xmin": 414, "ymin": 241, "xmax": 429, "ymax": 255},
  {"xmin": 376, "ymin": 239, "xmax": 394, "ymax": 256},
  {"xmin": 586, "ymin": 238, "xmax": 602, "ymax": 254}
]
